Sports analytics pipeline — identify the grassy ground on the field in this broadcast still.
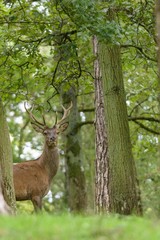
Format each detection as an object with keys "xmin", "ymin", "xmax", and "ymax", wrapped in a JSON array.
[{"xmin": 0, "ymin": 214, "xmax": 160, "ymax": 240}]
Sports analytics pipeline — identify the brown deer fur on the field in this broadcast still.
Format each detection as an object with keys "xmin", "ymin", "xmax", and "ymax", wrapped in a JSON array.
[{"xmin": 13, "ymin": 103, "xmax": 72, "ymax": 212}]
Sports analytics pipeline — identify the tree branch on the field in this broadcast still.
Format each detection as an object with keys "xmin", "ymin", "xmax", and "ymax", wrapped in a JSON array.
[
  {"xmin": 121, "ymin": 44, "xmax": 156, "ymax": 62},
  {"xmin": 128, "ymin": 116, "xmax": 160, "ymax": 123},
  {"xmin": 78, "ymin": 108, "xmax": 94, "ymax": 113},
  {"xmin": 18, "ymin": 30, "xmax": 77, "ymax": 44},
  {"xmin": 131, "ymin": 120, "xmax": 160, "ymax": 135},
  {"xmin": 75, "ymin": 121, "xmax": 94, "ymax": 130}
]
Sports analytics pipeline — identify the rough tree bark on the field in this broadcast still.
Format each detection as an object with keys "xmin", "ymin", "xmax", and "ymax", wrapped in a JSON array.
[
  {"xmin": 156, "ymin": 0, "xmax": 160, "ymax": 83},
  {"xmin": 155, "ymin": 0, "xmax": 160, "ymax": 168},
  {"xmin": 0, "ymin": 172, "xmax": 10, "ymax": 215},
  {"xmin": 61, "ymin": 88, "xmax": 87, "ymax": 212},
  {"xmin": 0, "ymin": 99, "xmax": 16, "ymax": 214},
  {"xmin": 93, "ymin": 36, "xmax": 109, "ymax": 213},
  {"xmin": 94, "ymin": 35, "xmax": 142, "ymax": 215}
]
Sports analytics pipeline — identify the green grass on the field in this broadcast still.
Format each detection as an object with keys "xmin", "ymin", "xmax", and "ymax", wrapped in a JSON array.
[{"xmin": 0, "ymin": 214, "xmax": 160, "ymax": 240}]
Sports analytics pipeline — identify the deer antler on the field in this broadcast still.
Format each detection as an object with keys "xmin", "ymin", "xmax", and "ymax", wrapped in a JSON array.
[
  {"xmin": 56, "ymin": 102, "xmax": 73, "ymax": 126},
  {"xmin": 24, "ymin": 102, "xmax": 46, "ymax": 130}
]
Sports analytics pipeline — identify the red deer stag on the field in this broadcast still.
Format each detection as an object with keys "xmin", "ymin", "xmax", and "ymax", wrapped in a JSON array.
[{"xmin": 13, "ymin": 102, "xmax": 72, "ymax": 212}]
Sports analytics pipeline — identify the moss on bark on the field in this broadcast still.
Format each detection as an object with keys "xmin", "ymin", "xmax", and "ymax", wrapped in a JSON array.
[{"xmin": 0, "ymin": 99, "xmax": 16, "ymax": 214}]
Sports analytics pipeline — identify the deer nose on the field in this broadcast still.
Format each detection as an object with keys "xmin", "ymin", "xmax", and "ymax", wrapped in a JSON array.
[{"xmin": 50, "ymin": 137, "xmax": 55, "ymax": 141}]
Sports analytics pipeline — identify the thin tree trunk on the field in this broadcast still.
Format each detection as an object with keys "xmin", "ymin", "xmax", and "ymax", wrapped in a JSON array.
[
  {"xmin": 0, "ymin": 99, "xmax": 16, "ymax": 214},
  {"xmin": 61, "ymin": 88, "xmax": 87, "ymax": 212},
  {"xmin": 93, "ymin": 36, "xmax": 110, "ymax": 213}
]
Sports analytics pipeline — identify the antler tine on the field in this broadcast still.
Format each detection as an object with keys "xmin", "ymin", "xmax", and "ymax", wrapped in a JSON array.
[
  {"xmin": 24, "ymin": 102, "xmax": 46, "ymax": 127},
  {"xmin": 57, "ymin": 101, "xmax": 73, "ymax": 126}
]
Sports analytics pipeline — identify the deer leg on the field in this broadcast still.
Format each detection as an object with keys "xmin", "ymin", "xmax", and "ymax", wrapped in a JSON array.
[{"xmin": 31, "ymin": 196, "xmax": 42, "ymax": 212}]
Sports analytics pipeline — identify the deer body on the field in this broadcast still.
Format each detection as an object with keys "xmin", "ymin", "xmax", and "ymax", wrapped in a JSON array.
[
  {"xmin": 13, "ymin": 144, "xmax": 59, "ymax": 211},
  {"xmin": 13, "ymin": 103, "xmax": 72, "ymax": 212}
]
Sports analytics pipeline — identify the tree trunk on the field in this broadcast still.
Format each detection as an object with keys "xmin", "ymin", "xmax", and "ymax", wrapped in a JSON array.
[
  {"xmin": 94, "ymin": 35, "xmax": 142, "ymax": 214},
  {"xmin": 0, "ymin": 99, "xmax": 16, "ymax": 214},
  {"xmin": 156, "ymin": 0, "xmax": 160, "ymax": 81},
  {"xmin": 155, "ymin": 0, "xmax": 160, "ymax": 169},
  {"xmin": 61, "ymin": 88, "xmax": 87, "ymax": 212}
]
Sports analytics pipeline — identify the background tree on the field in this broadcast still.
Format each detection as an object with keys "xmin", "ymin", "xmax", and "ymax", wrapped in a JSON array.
[{"xmin": 61, "ymin": 88, "xmax": 87, "ymax": 212}]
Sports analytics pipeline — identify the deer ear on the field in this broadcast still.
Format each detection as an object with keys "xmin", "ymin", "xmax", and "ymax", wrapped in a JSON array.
[
  {"xmin": 31, "ymin": 123, "xmax": 43, "ymax": 133},
  {"xmin": 57, "ymin": 122, "xmax": 69, "ymax": 134}
]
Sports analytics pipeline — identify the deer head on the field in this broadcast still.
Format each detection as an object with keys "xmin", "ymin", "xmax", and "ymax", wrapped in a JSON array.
[{"xmin": 24, "ymin": 102, "xmax": 72, "ymax": 147}]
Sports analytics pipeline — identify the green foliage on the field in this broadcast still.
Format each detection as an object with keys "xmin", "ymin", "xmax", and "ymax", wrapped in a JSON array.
[
  {"xmin": 0, "ymin": 0, "xmax": 95, "ymax": 107},
  {"xmin": 58, "ymin": 0, "xmax": 120, "ymax": 42}
]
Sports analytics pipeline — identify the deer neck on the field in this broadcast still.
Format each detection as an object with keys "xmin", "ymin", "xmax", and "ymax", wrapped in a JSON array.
[{"xmin": 39, "ymin": 142, "xmax": 59, "ymax": 182}]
